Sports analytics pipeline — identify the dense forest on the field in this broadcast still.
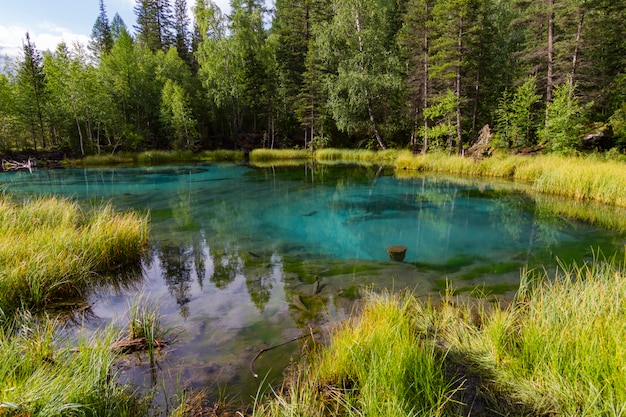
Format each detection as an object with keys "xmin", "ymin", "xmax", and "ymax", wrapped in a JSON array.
[{"xmin": 1, "ymin": 0, "xmax": 625, "ymax": 156}]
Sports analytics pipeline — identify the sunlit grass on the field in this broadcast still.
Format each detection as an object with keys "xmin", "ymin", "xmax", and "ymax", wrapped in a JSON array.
[
  {"xmin": 0, "ymin": 196, "xmax": 149, "ymax": 315},
  {"xmin": 198, "ymin": 149, "xmax": 246, "ymax": 161},
  {"xmin": 395, "ymin": 151, "xmax": 626, "ymax": 207},
  {"xmin": 315, "ymin": 148, "xmax": 401, "ymax": 162},
  {"xmin": 255, "ymin": 293, "xmax": 456, "ymax": 417},
  {"xmin": 443, "ymin": 254, "xmax": 626, "ymax": 415},
  {"xmin": 250, "ymin": 148, "xmax": 312, "ymax": 162},
  {"xmin": 78, "ymin": 153, "xmax": 135, "ymax": 166},
  {"xmin": 136, "ymin": 150, "xmax": 196, "ymax": 164},
  {"xmin": 258, "ymin": 253, "xmax": 626, "ymax": 417}
]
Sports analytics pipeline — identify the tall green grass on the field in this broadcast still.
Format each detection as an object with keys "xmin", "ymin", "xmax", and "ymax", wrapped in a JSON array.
[
  {"xmin": 315, "ymin": 148, "xmax": 401, "ymax": 162},
  {"xmin": 0, "ymin": 196, "xmax": 149, "ymax": 315},
  {"xmin": 443, "ymin": 255, "xmax": 626, "ymax": 415},
  {"xmin": 0, "ymin": 312, "xmax": 151, "ymax": 417},
  {"xmin": 258, "ymin": 254, "xmax": 626, "ymax": 417},
  {"xmin": 254, "ymin": 293, "xmax": 455, "ymax": 417}
]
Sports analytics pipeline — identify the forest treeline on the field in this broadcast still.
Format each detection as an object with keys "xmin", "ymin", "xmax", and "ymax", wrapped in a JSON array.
[{"xmin": 1, "ymin": 0, "xmax": 625, "ymax": 156}]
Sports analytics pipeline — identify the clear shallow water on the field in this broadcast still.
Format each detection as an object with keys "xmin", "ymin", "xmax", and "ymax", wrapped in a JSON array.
[{"xmin": 2, "ymin": 163, "xmax": 625, "ymax": 405}]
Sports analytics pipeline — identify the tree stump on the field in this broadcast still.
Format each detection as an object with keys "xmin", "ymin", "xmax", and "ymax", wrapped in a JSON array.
[{"xmin": 387, "ymin": 245, "xmax": 407, "ymax": 262}]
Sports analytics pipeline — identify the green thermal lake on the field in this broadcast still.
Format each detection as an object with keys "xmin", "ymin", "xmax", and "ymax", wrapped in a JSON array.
[{"xmin": 2, "ymin": 162, "xmax": 625, "ymax": 405}]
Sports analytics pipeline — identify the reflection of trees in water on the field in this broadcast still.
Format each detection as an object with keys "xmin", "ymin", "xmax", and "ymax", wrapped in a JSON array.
[
  {"xmin": 210, "ymin": 246, "xmax": 242, "ymax": 289},
  {"xmin": 157, "ymin": 244, "xmax": 194, "ymax": 318},
  {"xmin": 244, "ymin": 253, "xmax": 281, "ymax": 311}
]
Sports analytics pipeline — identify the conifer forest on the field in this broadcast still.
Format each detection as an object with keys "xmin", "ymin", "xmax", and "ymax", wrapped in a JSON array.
[{"xmin": 1, "ymin": 0, "xmax": 625, "ymax": 156}]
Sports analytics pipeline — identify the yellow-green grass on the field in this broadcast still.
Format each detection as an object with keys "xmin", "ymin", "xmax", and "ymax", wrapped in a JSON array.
[
  {"xmin": 78, "ymin": 153, "xmax": 135, "ymax": 166},
  {"xmin": 254, "ymin": 293, "xmax": 456, "ymax": 417},
  {"xmin": 257, "ymin": 254, "xmax": 626, "ymax": 416},
  {"xmin": 0, "ymin": 196, "xmax": 149, "ymax": 314},
  {"xmin": 0, "ymin": 313, "xmax": 151, "ymax": 416},
  {"xmin": 442, "ymin": 256, "xmax": 626, "ymax": 415},
  {"xmin": 250, "ymin": 148, "xmax": 312, "ymax": 162},
  {"xmin": 136, "ymin": 150, "xmax": 196, "ymax": 164},
  {"xmin": 315, "ymin": 147, "xmax": 401, "ymax": 162},
  {"xmin": 395, "ymin": 151, "xmax": 626, "ymax": 207}
]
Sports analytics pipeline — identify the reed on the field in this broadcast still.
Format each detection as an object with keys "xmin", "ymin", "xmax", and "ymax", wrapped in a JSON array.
[
  {"xmin": 250, "ymin": 148, "xmax": 312, "ymax": 162},
  {"xmin": 0, "ymin": 196, "xmax": 149, "ymax": 315}
]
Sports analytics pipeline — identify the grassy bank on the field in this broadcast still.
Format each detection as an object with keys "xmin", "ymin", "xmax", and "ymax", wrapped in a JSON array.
[
  {"xmin": 0, "ymin": 195, "xmax": 149, "ymax": 315},
  {"xmin": 395, "ymin": 151, "xmax": 626, "ymax": 207},
  {"xmin": 244, "ymin": 148, "xmax": 626, "ymax": 207},
  {"xmin": 0, "ymin": 196, "xmax": 172, "ymax": 416},
  {"xmin": 76, "ymin": 149, "xmax": 246, "ymax": 166},
  {"xmin": 256, "ymin": 254, "xmax": 626, "ymax": 416}
]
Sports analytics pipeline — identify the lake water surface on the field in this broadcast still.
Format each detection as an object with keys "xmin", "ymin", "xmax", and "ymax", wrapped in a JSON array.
[{"xmin": 2, "ymin": 162, "xmax": 625, "ymax": 406}]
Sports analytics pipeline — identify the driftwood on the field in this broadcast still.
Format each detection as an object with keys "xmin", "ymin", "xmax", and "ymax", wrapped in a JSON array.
[
  {"xmin": 111, "ymin": 337, "xmax": 168, "ymax": 354},
  {"xmin": 2, "ymin": 158, "xmax": 35, "ymax": 172},
  {"xmin": 249, "ymin": 330, "xmax": 319, "ymax": 378},
  {"xmin": 465, "ymin": 125, "xmax": 493, "ymax": 159}
]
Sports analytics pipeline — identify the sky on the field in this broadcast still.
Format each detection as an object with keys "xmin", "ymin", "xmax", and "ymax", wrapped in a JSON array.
[{"xmin": 0, "ymin": 0, "xmax": 233, "ymax": 58}]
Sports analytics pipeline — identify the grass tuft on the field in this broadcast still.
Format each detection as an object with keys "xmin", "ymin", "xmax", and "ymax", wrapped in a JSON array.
[{"xmin": 0, "ymin": 195, "xmax": 149, "ymax": 315}]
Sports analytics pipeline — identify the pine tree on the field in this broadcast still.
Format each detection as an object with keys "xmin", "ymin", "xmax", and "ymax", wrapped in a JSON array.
[
  {"xmin": 16, "ymin": 32, "xmax": 48, "ymax": 150},
  {"xmin": 90, "ymin": 0, "xmax": 114, "ymax": 58},
  {"xmin": 173, "ymin": 0, "xmax": 193, "ymax": 65},
  {"xmin": 134, "ymin": 0, "xmax": 174, "ymax": 52}
]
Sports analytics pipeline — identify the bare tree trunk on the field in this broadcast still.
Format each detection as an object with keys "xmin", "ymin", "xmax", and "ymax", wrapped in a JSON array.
[
  {"xmin": 456, "ymin": 16, "xmax": 463, "ymax": 156},
  {"xmin": 571, "ymin": 9, "xmax": 585, "ymax": 81},
  {"xmin": 422, "ymin": 0, "xmax": 430, "ymax": 155},
  {"xmin": 546, "ymin": 0, "xmax": 555, "ymax": 120}
]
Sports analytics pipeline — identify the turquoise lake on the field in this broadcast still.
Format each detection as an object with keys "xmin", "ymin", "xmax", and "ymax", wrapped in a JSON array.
[{"xmin": 2, "ymin": 162, "xmax": 625, "ymax": 405}]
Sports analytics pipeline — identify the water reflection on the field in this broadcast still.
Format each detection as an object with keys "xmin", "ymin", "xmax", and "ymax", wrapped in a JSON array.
[{"xmin": 1, "ymin": 163, "xmax": 625, "ymax": 405}]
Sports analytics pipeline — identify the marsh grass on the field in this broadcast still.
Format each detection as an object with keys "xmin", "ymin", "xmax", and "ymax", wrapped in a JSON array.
[
  {"xmin": 258, "ymin": 254, "xmax": 626, "ymax": 417},
  {"xmin": 315, "ymin": 148, "xmax": 401, "ymax": 162},
  {"xmin": 79, "ymin": 153, "xmax": 135, "ymax": 166},
  {"xmin": 250, "ymin": 148, "xmax": 312, "ymax": 162},
  {"xmin": 440, "ymin": 253, "xmax": 626, "ymax": 416},
  {"xmin": 136, "ymin": 150, "xmax": 196, "ymax": 164},
  {"xmin": 199, "ymin": 149, "xmax": 246, "ymax": 161},
  {"xmin": 0, "ymin": 196, "xmax": 149, "ymax": 315},
  {"xmin": 395, "ymin": 151, "xmax": 626, "ymax": 207},
  {"xmin": 0, "ymin": 311, "xmax": 151, "ymax": 417},
  {"xmin": 255, "ymin": 293, "xmax": 456, "ymax": 417}
]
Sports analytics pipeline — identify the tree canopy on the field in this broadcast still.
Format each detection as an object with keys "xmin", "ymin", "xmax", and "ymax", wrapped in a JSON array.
[{"xmin": 0, "ymin": 0, "xmax": 625, "ymax": 155}]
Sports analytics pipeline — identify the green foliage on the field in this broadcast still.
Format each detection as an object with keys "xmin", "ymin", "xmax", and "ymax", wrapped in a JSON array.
[
  {"xmin": 539, "ymin": 78, "xmax": 586, "ymax": 153},
  {"xmin": 2, "ymin": 0, "xmax": 626, "ymax": 155},
  {"xmin": 494, "ymin": 76, "xmax": 541, "ymax": 149}
]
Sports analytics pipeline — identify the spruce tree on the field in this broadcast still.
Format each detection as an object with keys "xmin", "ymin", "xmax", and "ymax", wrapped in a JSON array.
[{"xmin": 90, "ymin": 0, "xmax": 114, "ymax": 58}]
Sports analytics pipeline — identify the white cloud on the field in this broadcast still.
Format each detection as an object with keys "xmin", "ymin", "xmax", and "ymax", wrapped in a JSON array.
[{"xmin": 0, "ymin": 22, "xmax": 90, "ymax": 57}]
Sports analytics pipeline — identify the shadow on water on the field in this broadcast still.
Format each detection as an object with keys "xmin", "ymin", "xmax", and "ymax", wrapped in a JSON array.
[{"xmin": 1, "ymin": 162, "xmax": 625, "ymax": 409}]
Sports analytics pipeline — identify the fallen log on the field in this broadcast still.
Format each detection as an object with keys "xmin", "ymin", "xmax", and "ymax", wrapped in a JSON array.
[{"xmin": 2, "ymin": 158, "xmax": 35, "ymax": 172}]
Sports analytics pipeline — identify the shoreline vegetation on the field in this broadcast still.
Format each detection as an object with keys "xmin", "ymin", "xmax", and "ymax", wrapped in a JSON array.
[
  {"xmin": 66, "ymin": 148, "xmax": 626, "ymax": 208},
  {"xmin": 255, "ymin": 255, "xmax": 626, "ymax": 417},
  {"xmin": 1, "ymin": 151, "xmax": 625, "ymax": 416}
]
